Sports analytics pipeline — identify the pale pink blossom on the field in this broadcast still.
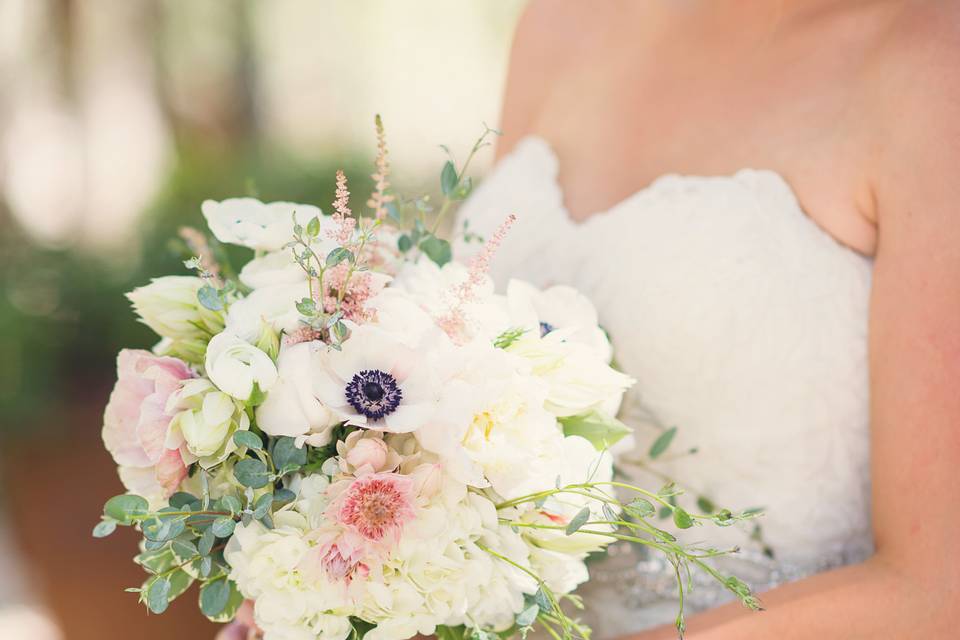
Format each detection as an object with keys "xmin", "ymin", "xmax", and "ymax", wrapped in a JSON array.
[
  {"xmin": 336, "ymin": 430, "xmax": 402, "ymax": 476},
  {"xmin": 102, "ymin": 349, "xmax": 193, "ymax": 497},
  {"xmin": 437, "ymin": 214, "xmax": 516, "ymax": 342},
  {"xmin": 328, "ymin": 170, "xmax": 356, "ymax": 245},
  {"xmin": 327, "ymin": 472, "xmax": 415, "ymax": 543}
]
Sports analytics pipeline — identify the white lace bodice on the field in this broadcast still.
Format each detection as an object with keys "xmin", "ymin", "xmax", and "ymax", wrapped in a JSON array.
[{"xmin": 455, "ymin": 137, "xmax": 874, "ymax": 634}]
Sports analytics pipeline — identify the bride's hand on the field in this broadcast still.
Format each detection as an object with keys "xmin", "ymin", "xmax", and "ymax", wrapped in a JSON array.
[{"xmin": 213, "ymin": 601, "xmax": 261, "ymax": 640}]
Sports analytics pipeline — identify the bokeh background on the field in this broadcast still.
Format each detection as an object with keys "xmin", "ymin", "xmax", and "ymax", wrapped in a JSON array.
[{"xmin": 0, "ymin": 2, "xmax": 524, "ymax": 638}]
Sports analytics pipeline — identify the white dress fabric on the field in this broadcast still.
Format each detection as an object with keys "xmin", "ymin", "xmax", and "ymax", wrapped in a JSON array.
[{"xmin": 455, "ymin": 136, "xmax": 874, "ymax": 636}]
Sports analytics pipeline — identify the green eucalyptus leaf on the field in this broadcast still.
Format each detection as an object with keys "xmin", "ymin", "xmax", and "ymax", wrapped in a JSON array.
[
  {"xmin": 397, "ymin": 234, "xmax": 413, "ymax": 253},
  {"xmin": 253, "ymin": 493, "xmax": 274, "ymax": 520},
  {"xmin": 211, "ymin": 517, "xmax": 236, "ymax": 538},
  {"xmin": 273, "ymin": 488, "xmax": 297, "ymax": 506},
  {"xmin": 104, "ymin": 494, "xmax": 149, "ymax": 524},
  {"xmin": 147, "ymin": 577, "xmax": 171, "ymax": 614},
  {"xmin": 168, "ymin": 492, "xmax": 198, "ymax": 509},
  {"xmin": 167, "ymin": 568, "xmax": 195, "ymax": 602},
  {"xmin": 272, "ymin": 436, "xmax": 307, "ymax": 470},
  {"xmin": 559, "ymin": 410, "xmax": 632, "ymax": 451},
  {"xmin": 648, "ymin": 426, "xmax": 678, "ymax": 459},
  {"xmin": 199, "ymin": 579, "xmax": 231, "ymax": 618},
  {"xmin": 197, "ymin": 285, "xmax": 224, "ymax": 312},
  {"xmin": 198, "ymin": 527, "xmax": 216, "ymax": 556},
  {"xmin": 296, "ymin": 298, "xmax": 317, "ymax": 317},
  {"xmin": 233, "ymin": 430, "xmax": 263, "ymax": 451},
  {"xmin": 92, "ymin": 519, "xmax": 117, "ymax": 538},
  {"xmin": 234, "ymin": 458, "xmax": 270, "ymax": 489},
  {"xmin": 221, "ymin": 495, "xmax": 243, "ymax": 516},
  {"xmin": 171, "ymin": 539, "xmax": 199, "ymax": 563}
]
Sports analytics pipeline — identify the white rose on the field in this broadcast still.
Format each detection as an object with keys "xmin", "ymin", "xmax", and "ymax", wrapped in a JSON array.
[
  {"xmin": 127, "ymin": 276, "xmax": 223, "ymax": 340},
  {"xmin": 166, "ymin": 378, "xmax": 249, "ymax": 468},
  {"xmin": 202, "ymin": 198, "xmax": 321, "ymax": 251},
  {"xmin": 256, "ymin": 342, "xmax": 340, "ymax": 447},
  {"xmin": 205, "ymin": 331, "xmax": 278, "ymax": 401}
]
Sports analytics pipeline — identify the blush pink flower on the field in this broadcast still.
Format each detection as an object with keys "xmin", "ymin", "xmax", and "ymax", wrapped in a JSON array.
[
  {"xmin": 328, "ymin": 472, "xmax": 415, "ymax": 543},
  {"xmin": 102, "ymin": 349, "xmax": 193, "ymax": 498}
]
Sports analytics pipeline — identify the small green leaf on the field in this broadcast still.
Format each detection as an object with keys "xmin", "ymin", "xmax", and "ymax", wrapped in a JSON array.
[
  {"xmin": 696, "ymin": 496, "xmax": 716, "ymax": 514},
  {"xmin": 560, "ymin": 410, "xmax": 633, "ymax": 451},
  {"xmin": 326, "ymin": 247, "xmax": 353, "ymax": 267},
  {"xmin": 272, "ymin": 436, "xmax": 307, "ymax": 470},
  {"xmin": 397, "ymin": 234, "xmax": 413, "ymax": 253},
  {"xmin": 92, "ymin": 519, "xmax": 117, "ymax": 538},
  {"xmin": 451, "ymin": 175, "xmax": 473, "ymax": 201},
  {"xmin": 147, "ymin": 577, "xmax": 171, "ymax": 614},
  {"xmin": 198, "ymin": 527, "xmax": 216, "ymax": 556},
  {"xmin": 516, "ymin": 604, "xmax": 539, "ymax": 627},
  {"xmin": 221, "ymin": 495, "xmax": 243, "ymax": 516},
  {"xmin": 247, "ymin": 383, "xmax": 266, "ymax": 407},
  {"xmin": 104, "ymin": 494, "xmax": 149, "ymax": 524},
  {"xmin": 273, "ymin": 488, "xmax": 297, "ymax": 506},
  {"xmin": 171, "ymin": 539, "xmax": 199, "ymax": 562},
  {"xmin": 306, "ymin": 216, "xmax": 321, "ymax": 237},
  {"xmin": 440, "ymin": 160, "xmax": 458, "ymax": 195},
  {"xmin": 624, "ymin": 498, "xmax": 655, "ymax": 519},
  {"xmin": 199, "ymin": 579, "xmax": 231, "ymax": 618},
  {"xmin": 233, "ymin": 431, "xmax": 263, "ymax": 451},
  {"xmin": 234, "ymin": 459, "xmax": 270, "ymax": 489},
  {"xmin": 168, "ymin": 492, "xmax": 198, "ymax": 509},
  {"xmin": 253, "ymin": 493, "xmax": 274, "ymax": 520},
  {"xmin": 649, "ymin": 426, "xmax": 678, "ymax": 459},
  {"xmin": 211, "ymin": 517, "xmax": 236, "ymax": 538},
  {"xmin": 565, "ymin": 507, "xmax": 591, "ymax": 535},
  {"xmin": 167, "ymin": 568, "xmax": 194, "ymax": 602},
  {"xmin": 420, "ymin": 236, "xmax": 452, "ymax": 267},
  {"xmin": 673, "ymin": 507, "xmax": 695, "ymax": 529},
  {"xmin": 296, "ymin": 298, "xmax": 317, "ymax": 316},
  {"xmin": 533, "ymin": 586, "xmax": 552, "ymax": 612},
  {"xmin": 197, "ymin": 285, "xmax": 224, "ymax": 311}
]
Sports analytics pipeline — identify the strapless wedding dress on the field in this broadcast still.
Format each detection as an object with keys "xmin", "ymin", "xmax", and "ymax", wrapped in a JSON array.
[{"xmin": 455, "ymin": 137, "xmax": 874, "ymax": 636}]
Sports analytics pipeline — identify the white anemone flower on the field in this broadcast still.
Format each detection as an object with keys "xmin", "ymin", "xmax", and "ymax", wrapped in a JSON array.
[
  {"xmin": 506, "ymin": 279, "xmax": 613, "ymax": 362},
  {"xmin": 201, "ymin": 198, "xmax": 321, "ymax": 252},
  {"xmin": 257, "ymin": 342, "xmax": 340, "ymax": 447},
  {"xmin": 312, "ymin": 324, "xmax": 445, "ymax": 432}
]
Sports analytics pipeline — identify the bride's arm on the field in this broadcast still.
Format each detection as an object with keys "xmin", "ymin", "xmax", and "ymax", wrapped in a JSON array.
[{"xmin": 633, "ymin": 20, "xmax": 960, "ymax": 640}]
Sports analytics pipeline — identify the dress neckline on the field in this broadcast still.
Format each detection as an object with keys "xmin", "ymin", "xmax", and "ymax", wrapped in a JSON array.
[{"xmin": 509, "ymin": 135, "xmax": 851, "ymax": 250}]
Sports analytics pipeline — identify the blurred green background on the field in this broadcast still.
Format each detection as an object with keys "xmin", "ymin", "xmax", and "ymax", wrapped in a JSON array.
[{"xmin": 0, "ymin": 1, "xmax": 523, "ymax": 638}]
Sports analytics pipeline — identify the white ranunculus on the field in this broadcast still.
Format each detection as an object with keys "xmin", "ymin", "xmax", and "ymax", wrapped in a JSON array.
[
  {"xmin": 165, "ymin": 378, "xmax": 249, "ymax": 468},
  {"xmin": 506, "ymin": 279, "xmax": 613, "ymax": 362},
  {"xmin": 127, "ymin": 276, "xmax": 223, "ymax": 340},
  {"xmin": 226, "ymin": 282, "xmax": 310, "ymax": 342},
  {"xmin": 257, "ymin": 342, "xmax": 340, "ymax": 448},
  {"xmin": 205, "ymin": 331, "xmax": 278, "ymax": 401},
  {"xmin": 202, "ymin": 198, "xmax": 321, "ymax": 252}
]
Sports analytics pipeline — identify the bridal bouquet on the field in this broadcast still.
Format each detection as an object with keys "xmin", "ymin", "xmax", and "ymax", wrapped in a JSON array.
[{"xmin": 95, "ymin": 119, "xmax": 759, "ymax": 640}]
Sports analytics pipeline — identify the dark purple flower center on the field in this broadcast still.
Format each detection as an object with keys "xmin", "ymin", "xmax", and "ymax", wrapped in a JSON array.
[
  {"xmin": 539, "ymin": 321, "xmax": 556, "ymax": 337},
  {"xmin": 345, "ymin": 369, "xmax": 402, "ymax": 420}
]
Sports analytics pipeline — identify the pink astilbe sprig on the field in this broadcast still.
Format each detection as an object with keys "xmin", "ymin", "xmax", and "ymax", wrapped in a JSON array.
[
  {"xmin": 329, "ymin": 170, "xmax": 357, "ymax": 245},
  {"xmin": 322, "ymin": 262, "xmax": 378, "ymax": 323},
  {"xmin": 366, "ymin": 115, "xmax": 394, "ymax": 221},
  {"xmin": 437, "ymin": 213, "xmax": 517, "ymax": 341}
]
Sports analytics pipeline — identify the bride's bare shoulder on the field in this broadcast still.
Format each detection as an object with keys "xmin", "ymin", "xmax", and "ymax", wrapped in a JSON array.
[
  {"xmin": 864, "ymin": 0, "xmax": 960, "ymax": 219},
  {"xmin": 497, "ymin": 1, "xmax": 616, "ymax": 158}
]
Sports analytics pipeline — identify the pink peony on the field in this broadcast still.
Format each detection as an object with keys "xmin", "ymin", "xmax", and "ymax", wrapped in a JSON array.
[
  {"xmin": 102, "ymin": 349, "xmax": 193, "ymax": 498},
  {"xmin": 328, "ymin": 472, "xmax": 415, "ymax": 543}
]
